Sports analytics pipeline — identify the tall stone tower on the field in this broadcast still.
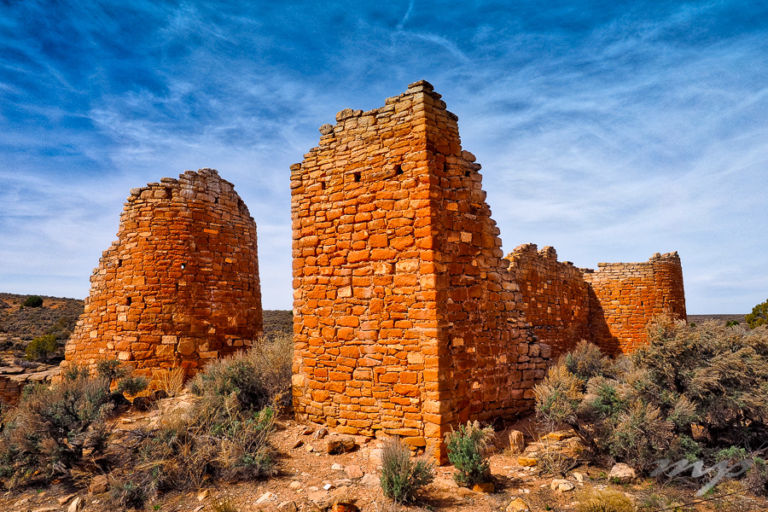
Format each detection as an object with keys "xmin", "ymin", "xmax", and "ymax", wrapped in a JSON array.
[
  {"xmin": 64, "ymin": 169, "xmax": 263, "ymax": 384},
  {"xmin": 290, "ymin": 81, "xmax": 549, "ymax": 458}
]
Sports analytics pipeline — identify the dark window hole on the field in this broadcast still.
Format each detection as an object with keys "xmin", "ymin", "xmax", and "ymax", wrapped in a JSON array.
[
  {"xmin": 117, "ymin": 259, "xmax": 122, "ymax": 268},
  {"xmin": 214, "ymin": 196, "xmax": 219, "ymax": 204},
  {"xmin": 464, "ymin": 170, "xmax": 471, "ymax": 177},
  {"xmin": 354, "ymin": 172, "xmax": 361, "ymax": 182},
  {"xmin": 126, "ymin": 297, "xmax": 132, "ymax": 306},
  {"xmin": 321, "ymin": 181, "xmax": 326, "ymax": 190},
  {"xmin": 395, "ymin": 165, "xmax": 403, "ymax": 175}
]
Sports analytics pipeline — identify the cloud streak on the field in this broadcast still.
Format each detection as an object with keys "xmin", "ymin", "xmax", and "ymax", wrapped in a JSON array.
[{"xmin": 0, "ymin": 0, "xmax": 766, "ymax": 312}]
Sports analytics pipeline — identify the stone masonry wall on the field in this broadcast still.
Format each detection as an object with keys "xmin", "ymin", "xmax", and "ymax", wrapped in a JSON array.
[
  {"xmin": 506, "ymin": 244, "xmax": 591, "ymax": 360},
  {"xmin": 63, "ymin": 169, "xmax": 262, "ymax": 385},
  {"xmin": 582, "ymin": 252, "xmax": 686, "ymax": 354},
  {"xmin": 291, "ymin": 81, "xmax": 549, "ymax": 459},
  {"xmin": 424, "ymin": 90, "xmax": 549, "ymax": 439}
]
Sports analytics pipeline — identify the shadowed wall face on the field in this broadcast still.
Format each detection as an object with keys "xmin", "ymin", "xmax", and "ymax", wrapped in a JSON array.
[
  {"xmin": 63, "ymin": 169, "xmax": 262, "ymax": 384},
  {"xmin": 506, "ymin": 244, "xmax": 591, "ymax": 360}
]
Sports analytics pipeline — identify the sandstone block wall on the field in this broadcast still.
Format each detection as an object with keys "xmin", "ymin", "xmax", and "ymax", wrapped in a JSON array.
[
  {"xmin": 63, "ymin": 169, "xmax": 262, "ymax": 385},
  {"xmin": 291, "ymin": 81, "xmax": 549, "ymax": 458},
  {"xmin": 506, "ymin": 244, "xmax": 591, "ymax": 359},
  {"xmin": 582, "ymin": 252, "xmax": 686, "ymax": 353}
]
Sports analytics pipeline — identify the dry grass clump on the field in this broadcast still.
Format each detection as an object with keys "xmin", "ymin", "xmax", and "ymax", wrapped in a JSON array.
[
  {"xmin": 535, "ymin": 318, "xmax": 768, "ymax": 483},
  {"xmin": 156, "ymin": 367, "xmax": 185, "ymax": 397},
  {"xmin": 576, "ymin": 489, "xmax": 636, "ymax": 512}
]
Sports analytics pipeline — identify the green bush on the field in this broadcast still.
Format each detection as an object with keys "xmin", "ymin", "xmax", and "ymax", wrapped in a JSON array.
[
  {"xmin": 189, "ymin": 333, "xmax": 293, "ymax": 412},
  {"xmin": 116, "ymin": 376, "xmax": 149, "ymax": 396},
  {"xmin": 534, "ymin": 318, "xmax": 768, "ymax": 474},
  {"xmin": 0, "ymin": 370, "xmax": 113, "ymax": 488},
  {"xmin": 24, "ymin": 334, "xmax": 58, "ymax": 361},
  {"xmin": 96, "ymin": 359, "xmax": 129, "ymax": 381},
  {"xmin": 747, "ymin": 299, "xmax": 768, "ymax": 329},
  {"xmin": 445, "ymin": 420, "xmax": 494, "ymax": 487},
  {"xmin": 379, "ymin": 437, "xmax": 434, "ymax": 503},
  {"xmin": 22, "ymin": 295, "xmax": 43, "ymax": 308}
]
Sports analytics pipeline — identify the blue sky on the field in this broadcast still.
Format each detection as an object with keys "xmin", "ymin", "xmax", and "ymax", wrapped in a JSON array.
[{"xmin": 1, "ymin": 1, "xmax": 766, "ymax": 313}]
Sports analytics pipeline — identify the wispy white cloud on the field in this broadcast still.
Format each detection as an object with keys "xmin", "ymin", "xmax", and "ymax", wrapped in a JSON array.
[{"xmin": 0, "ymin": 0, "xmax": 766, "ymax": 312}]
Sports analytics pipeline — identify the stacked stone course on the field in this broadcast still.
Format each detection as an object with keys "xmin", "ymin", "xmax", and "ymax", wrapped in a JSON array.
[{"xmin": 63, "ymin": 169, "xmax": 262, "ymax": 385}]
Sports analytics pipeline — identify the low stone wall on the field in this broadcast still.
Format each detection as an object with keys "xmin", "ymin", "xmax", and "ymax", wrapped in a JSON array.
[{"xmin": 506, "ymin": 244, "xmax": 591, "ymax": 359}]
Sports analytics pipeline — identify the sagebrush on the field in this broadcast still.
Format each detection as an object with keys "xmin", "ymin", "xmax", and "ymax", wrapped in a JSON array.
[
  {"xmin": 189, "ymin": 332, "xmax": 293, "ymax": 412},
  {"xmin": 535, "ymin": 318, "xmax": 768, "ymax": 479},
  {"xmin": 380, "ymin": 437, "xmax": 434, "ymax": 503},
  {"xmin": 109, "ymin": 338, "xmax": 288, "ymax": 504},
  {"xmin": 445, "ymin": 420, "xmax": 494, "ymax": 487},
  {"xmin": 0, "ymin": 369, "xmax": 114, "ymax": 488}
]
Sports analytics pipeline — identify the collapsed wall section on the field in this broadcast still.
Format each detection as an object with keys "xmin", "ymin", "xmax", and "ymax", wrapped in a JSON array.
[
  {"xmin": 64, "ymin": 169, "xmax": 262, "ymax": 384},
  {"xmin": 506, "ymin": 244, "xmax": 591, "ymax": 359},
  {"xmin": 291, "ymin": 81, "xmax": 549, "ymax": 458},
  {"xmin": 582, "ymin": 252, "xmax": 686, "ymax": 353}
]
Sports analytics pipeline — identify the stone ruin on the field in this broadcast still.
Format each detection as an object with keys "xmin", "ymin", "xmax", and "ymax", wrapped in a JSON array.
[
  {"xmin": 50, "ymin": 81, "xmax": 685, "ymax": 459},
  {"xmin": 508, "ymin": 244, "xmax": 686, "ymax": 358},
  {"xmin": 62, "ymin": 169, "xmax": 263, "ymax": 386},
  {"xmin": 290, "ymin": 80, "xmax": 686, "ymax": 458}
]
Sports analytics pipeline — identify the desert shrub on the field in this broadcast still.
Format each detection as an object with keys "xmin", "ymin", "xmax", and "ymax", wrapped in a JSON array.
[
  {"xmin": 24, "ymin": 334, "xmax": 58, "ymax": 361},
  {"xmin": 747, "ymin": 299, "xmax": 768, "ymax": 329},
  {"xmin": 22, "ymin": 295, "xmax": 43, "ymax": 308},
  {"xmin": 116, "ymin": 359, "xmax": 277, "ymax": 501},
  {"xmin": 564, "ymin": 340, "xmax": 611, "ymax": 381},
  {"xmin": 189, "ymin": 332, "xmax": 293, "ymax": 412},
  {"xmin": 0, "ymin": 371, "xmax": 113, "ymax": 488},
  {"xmin": 116, "ymin": 376, "xmax": 149, "ymax": 396},
  {"xmin": 576, "ymin": 489, "xmax": 636, "ymax": 512},
  {"xmin": 109, "ymin": 479, "xmax": 147, "ymax": 509},
  {"xmin": 380, "ymin": 437, "xmax": 434, "ymax": 503},
  {"xmin": 745, "ymin": 457, "xmax": 768, "ymax": 496},
  {"xmin": 535, "ymin": 318, "xmax": 768, "ymax": 475},
  {"xmin": 445, "ymin": 420, "xmax": 494, "ymax": 487},
  {"xmin": 96, "ymin": 359, "xmax": 129, "ymax": 381}
]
